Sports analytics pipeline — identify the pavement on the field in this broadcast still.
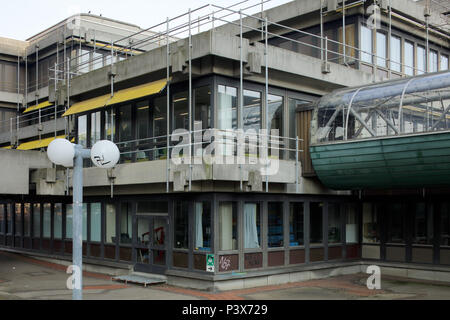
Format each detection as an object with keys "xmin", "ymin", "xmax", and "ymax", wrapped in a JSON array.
[{"xmin": 1, "ymin": 251, "xmax": 450, "ymax": 300}]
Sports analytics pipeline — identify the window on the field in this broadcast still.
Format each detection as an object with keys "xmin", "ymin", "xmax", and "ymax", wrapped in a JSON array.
[
  {"xmin": 120, "ymin": 203, "xmax": 132, "ymax": 244},
  {"xmin": 173, "ymin": 92, "xmax": 189, "ymax": 130},
  {"xmin": 65, "ymin": 204, "xmax": 72, "ymax": 239},
  {"xmin": 404, "ymin": 41, "xmax": 414, "ymax": 76},
  {"xmin": 33, "ymin": 204, "xmax": 40, "ymax": 237},
  {"xmin": 289, "ymin": 203, "xmax": 304, "ymax": 246},
  {"xmin": 0, "ymin": 205, "xmax": 4, "ymax": 234},
  {"xmin": 79, "ymin": 49, "xmax": 90, "ymax": 73},
  {"xmin": 363, "ymin": 203, "xmax": 379, "ymax": 243},
  {"xmin": 90, "ymin": 111, "xmax": 101, "ymax": 146},
  {"xmin": 430, "ymin": 50, "xmax": 438, "ymax": 73},
  {"xmin": 288, "ymin": 98, "xmax": 310, "ymax": 160},
  {"xmin": 310, "ymin": 203, "xmax": 323, "ymax": 246},
  {"xmin": 387, "ymin": 203, "xmax": 405, "ymax": 244},
  {"xmin": 153, "ymin": 97, "xmax": 168, "ymax": 160},
  {"xmin": 390, "ymin": 35, "xmax": 401, "ymax": 72},
  {"xmin": 417, "ymin": 46, "xmax": 426, "ymax": 74},
  {"xmin": 328, "ymin": 204, "xmax": 341, "ymax": 244},
  {"xmin": 93, "ymin": 51, "xmax": 103, "ymax": 70},
  {"xmin": 54, "ymin": 204, "xmax": 62, "ymax": 239},
  {"xmin": 361, "ymin": 25, "xmax": 373, "ymax": 64},
  {"xmin": 6, "ymin": 205, "xmax": 12, "ymax": 235},
  {"xmin": 244, "ymin": 203, "xmax": 261, "ymax": 249},
  {"xmin": 194, "ymin": 202, "xmax": 211, "ymax": 251},
  {"xmin": 136, "ymin": 100, "xmax": 150, "ymax": 162},
  {"xmin": 344, "ymin": 204, "xmax": 358, "ymax": 244},
  {"xmin": 105, "ymin": 204, "xmax": 116, "ymax": 243},
  {"xmin": 268, "ymin": 94, "xmax": 283, "ymax": 134},
  {"xmin": 90, "ymin": 203, "xmax": 101, "ymax": 242},
  {"xmin": 174, "ymin": 202, "xmax": 189, "ymax": 249},
  {"xmin": 14, "ymin": 204, "xmax": 22, "ymax": 236},
  {"xmin": 219, "ymin": 202, "xmax": 238, "ymax": 251},
  {"xmin": 440, "ymin": 203, "xmax": 450, "ymax": 246},
  {"xmin": 217, "ymin": 85, "xmax": 237, "ymax": 130},
  {"xmin": 376, "ymin": 32, "xmax": 387, "ymax": 67},
  {"xmin": 117, "ymin": 104, "xmax": 133, "ymax": 163},
  {"xmin": 194, "ymin": 86, "xmax": 212, "ymax": 129},
  {"xmin": 268, "ymin": 202, "xmax": 284, "ymax": 248},
  {"xmin": 43, "ymin": 204, "xmax": 51, "ymax": 238},
  {"xmin": 105, "ymin": 109, "xmax": 115, "ymax": 141},
  {"xmin": 243, "ymin": 90, "xmax": 262, "ymax": 132},
  {"xmin": 441, "ymin": 55, "xmax": 449, "ymax": 71},
  {"xmin": 413, "ymin": 203, "xmax": 433, "ymax": 245},
  {"xmin": 77, "ymin": 115, "xmax": 87, "ymax": 147}
]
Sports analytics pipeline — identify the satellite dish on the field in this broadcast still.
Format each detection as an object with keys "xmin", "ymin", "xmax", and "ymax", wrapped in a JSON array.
[
  {"xmin": 90, "ymin": 140, "xmax": 120, "ymax": 169},
  {"xmin": 47, "ymin": 139, "xmax": 75, "ymax": 167}
]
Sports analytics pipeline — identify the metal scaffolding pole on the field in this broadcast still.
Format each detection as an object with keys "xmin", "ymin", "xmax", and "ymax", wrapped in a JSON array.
[
  {"xmin": 342, "ymin": 0, "xmax": 346, "ymax": 65},
  {"xmin": 166, "ymin": 17, "xmax": 171, "ymax": 194},
  {"xmin": 320, "ymin": 0, "xmax": 324, "ymax": 61},
  {"xmin": 54, "ymin": 63, "xmax": 58, "ymax": 137},
  {"xmin": 388, "ymin": 0, "xmax": 392, "ymax": 79},
  {"xmin": 189, "ymin": 8, "xmax": 193, "ymax": 192},
  {"xmin": 264, "ymin": 17, "xmax": 269, "ymax": 193},
  {"xmin": 239, "ymin": 10, "xmax": 244, "ymax": 192},
  {"xmin": 36, "ymin": 46, "xmax": 41, "ymax": 141}
]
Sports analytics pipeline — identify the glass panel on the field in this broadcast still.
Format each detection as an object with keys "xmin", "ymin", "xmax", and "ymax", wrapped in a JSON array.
[
  {"xmin": 6, "ymin": 205, "xmax": 12, "ymax": 235},
  {"xmin": 288, "ymin": 98, "xmax": 309, "ymax": 160},
  {"xmin": 54, "ymin": 204, "xmax": 62, "ymax": 239},
  {"xmin": 174, "ymin": 202, "xmax": 189, "ymax": 249},
  {"xmin": 430, "ymin": 50, "xmax": 438, "ymax": 73},
  {"xmin": 153, "ymin": 250, "xmax": 166, "ymax": 265},
  {"xmin": 387, "ymin": 203, "xmax": 405, "ymax": 244},
  {"xmin": 194, "ymin": 202, "xmax": 211, "ymax": 251},
  {"xmin": 268, "ymin": 94, "xmax": 283, "ymax": 133},
  {"xmin": 344, "ymin": 203, "xmax": 358, "ymax": 244},
  {"xmin": 33, "ymin": 204, "xmax": 40, "ymax": 237},
  {"xmin": 404, "ymin": 41, "xmax": 414, "ymax": 76},
  {"xmin": 195, "ymin": 86, "xmax": 212, "ymax": 129},
  {"xmin": 136, "ymin": 201, "xmax": 168, "ymax": 216},
  {"xmin": 173, "ymin": 91, "xmax": 189, "ymax": 130},
  {"xmin": 106, "ymin": 204, "xmax": 116, "ymax": 243},
  {"xmin": 0, "ymin": 205, "xmax": 4, "ymax": 234},
  {"xmin": 376, "ymin": 32, "xmax": 387, "ymax": 67},
  {"xmin": 417, "ymin": 46, "xmax": 426, "ymax": 74},
  {"xmin": 14, "ymin": 204, "xmax": 22, "ymax": 236},
  {"xmin": 310, "ymin": 202, "xmax": 323, "ymax": 246},
  {"xmin": 90, "ymin": 111, "xmax": 101, "ymax": 146},
  {"xmin": 153, "ymin": 96, "xmax": 168, "ymax": 160},
  {"xmin": 440, "ymin": 203, "xmax": 450, "ymax": 246},
  {"xmin": 361, "ymin": 25, "xmax": 373, "ymax": 64},
  {"xmin": 219, "ymin": 202, "xmax": 238, "ymax": 251},
  {"xmin": 413, "ymin": 203, "xmax": 433, "ymax": 245},
  {"xmin": 120, "ymin": 203, "xmax": 132, "ymax": 244},
  {"xmin": 268, "ymin": 202, "xmax": 283, "ymax": 248},
  {"xmin": 243, "ymin": 90, "xmax": 262, "ymax": 131},
  {"xmin": 66, "ymin": 204, "xmax": 72, "ymax": 239},
  {"xmin": 289, "ymin": 203, "xmax": 304, "ymax": 246},
  {"xmin": 118, "ymin": 104, "xmax": 133, "ymax": 163},
  {"xmin": 79, "ymin": 49, "xmax": 90, "ymax": 73},
  {"xmin": 328, "ymin": 203, "xmax": 341, "ymax": 244},
  {"xmin": 137, "ymin": 218, "xmax": 149, "ymax": 246},
  {"xmin": 82, "ymin": 204, "xmax": 87, "ymax": 241},
  {"xmin": 441, "ymin": 55, "xmax": 449, "ymax": 71},
  {"xmin": 362, "ymin": 203, "xmax": 379, "ymax": 243},
  {"xmin": 244, "ymin": 203, "xmax": 261, "ymax": 249},
  {"xmin": 136, "ymin": 100, "xmax": 150, "ymax": 162},
  {"xmin": 105, "ymin": 109, "xmax": 115, "ymax": 141},
  {"xmin": 390, "ymin": 35, "xmax": 401, "ymax": 72},
  {"xmin": 77, "ymin": 115, "xmax": 87, "ymax": 147},
  {"xmin": 217, "ymin": 85, "xmax": 237, "ymax": 130},
  {"xmin": 153, "ymin": 217, "xmax": 166, "ymax": 247},
  {"xmin": 43, "ymin": 204, "xmax": 51, "ymax": 238},
  {"xmin": 90, "ymin": 203, "xmax": 101, "ymax": 242},
  {"xmin": 93, "ymin": 52, "xmax": 103, "ymax": 70}
]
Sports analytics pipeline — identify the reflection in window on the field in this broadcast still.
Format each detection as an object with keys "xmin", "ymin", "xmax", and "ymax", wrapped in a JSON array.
[
  {"xmin": 33, "ymin": 204, "xmax": 40, "ymax": 238},
  {"xmin": 91, "ymin": 203, "xmax": 101, "ymax": 242},
  {"xmin": 417, "ymin": 46, "xmax": 426, "ymax": 74},
  {"xmin": 6, "ymin": 206, "xmax": 12, "ymax": 235},
  {"xmin": 136, "ymin": 101, "xmax": 150, "ymax": 162},
  {"xmin": 363, "ymin": 203, "xmax": 379, "ymax": 243},
  {"xmin": 268, "ymin": 202, "xmax": 283, "ymax": 248},
  {"xmin": 174, "ymin": 202, "xmax": 189, "ymax": 249},
  {"xmin": 66, "ymin": 204, "xmax": 72, "ymax": 239},
  {"xmin": 268, "ymin": 94, "xmax": 283, "ymax": 133},
  {"xmin": 390, "ymin": 36, "xmax": 401, "ymax": 72},
  {"xmin": 430, "ymin": 50, "xmax": 438, "ymax": 73},
  {"xmin": 289, "ymin": 203, "xmax": 304, "ymax": 246},
  {"xmin": 173, "ymin": 92, "xmax": 189, "ymax": 130},
  {"xmin": 43, "ymin": 204, "xmax": 51, "ymax": 239},
  {"xmin": 219, "ymin": 202, "xmax": 238, "ymax": 251},
  {"xmin": 14, "ymin": 204, "xmax": 21, "ymax": 236},
  {"xmin": 195, "ymin": 86, "xmax": 211, "ymax": 129},
  {"xmin": 77, "ymin": 115, "xmax": 87, "ymax": 147},
  {"xmin": 120, "ymin": 203, "xmax": 132, "ymax": 244},
  {"xmin": 404, "ymin": 41, "xmax": 414, "ymax": 76},
  {"xmin": 344, "ymin": 204, "xmax": 358, "ymax": 244},
  {"xmin": 310, "ymin": 203, "xmax": 323, "ymax": 246},
  {"xmin": 361, "ymin": 25, "xmax": 373, "ymax": 64},
  {"xmin": 440, "ymin": 203, "xmax": 450, "ymax": 246},
  {"xmin": 90, "ymin": 111, "xmax": 101, "ymax": 146},
  {"xmin": 376, "ymin": 32, "xmax": 387, "ymax": 67},
  {"xmin": 441, "ymin": 55, "xmax": 449, "ymax": 71},
  {"xmin": 54, "ymin": 204, "xmax": 62, "ymax": 239},
  {"xmin": 387, "ymin": 203, "xmax": 405, "ymax": 244},
  {"xmin": 195, "ymin": 202, "xmax": 211, "ymax": 251},
  {"xmin": 118, "ymin": 104, "xmax": 133, "ymax": 163},
  {"xmin": 153, "ymin": 97, "xmax": 168, "ymax": 160},
  {"xmin": 413, "ymin": 203, "xmax": 433, "ymax": 245},
  {"xmin": 328, "ymin": 204, "xmax": 341, "ymax": 244},
  {"xmin": 243, "ymin": 90, "xmax": 261, "ymax": 132},
  {"xmin": 105, "ymin": 109, "xmax": 115, "ymax": 141},
  {"xmin": 137, "ymin": 218, "xmax": 149, "ymax": 247},
  {"xmin": 23, "ymin": 204, "xmax": 30, "ymax": 237},
  {"xmin": 217, "ymin": 85, "xmax": 237, "ymax": 130},
  {"xmin": 244, "ymin": 203, "xmax": 260, "ymax": 249},
  {"xmin": 0, "ymin": 205, "xmax": 4, "ymax": 234},
  {"xmin": 106, "ymin": 204, "xmax": 116, "ymax": 243}
]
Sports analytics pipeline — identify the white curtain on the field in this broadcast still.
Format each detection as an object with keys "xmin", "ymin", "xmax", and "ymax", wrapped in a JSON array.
[
  {"xmin": 244, "ymin": 203, "xmax": 259, "ymax": 249},
  {"xmin": 220, "ymin": 203, "xmax": 233, "ymax": 251},
  {"xmin": 195, "ymin": 202, "xmax": 203, "ymax": 249}
]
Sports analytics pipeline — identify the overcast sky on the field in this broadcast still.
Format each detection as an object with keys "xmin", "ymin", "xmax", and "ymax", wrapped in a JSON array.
[{"xmin": 1, "ymin": 0, "xmax": 292, "ymax": 41}]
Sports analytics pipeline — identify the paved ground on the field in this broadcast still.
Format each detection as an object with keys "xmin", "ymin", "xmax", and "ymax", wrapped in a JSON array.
[{"xmin": 1, "ymin": 251, "xmax": 450, "ymax": 300}]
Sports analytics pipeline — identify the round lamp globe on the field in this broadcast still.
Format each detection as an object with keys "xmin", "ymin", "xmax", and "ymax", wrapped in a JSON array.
[
  {"xmin": 91, "ymin": 140, "xmax": 120, "ymax": 169},
  {"xmin": 47, "ymin": 139, "xmax": 75, "ymax": 167}
]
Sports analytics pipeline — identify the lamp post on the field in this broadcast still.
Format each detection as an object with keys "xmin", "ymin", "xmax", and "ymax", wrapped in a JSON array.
[{"xmin": 48, "ymin": 139, "xmax": 120, "ymax": 300}]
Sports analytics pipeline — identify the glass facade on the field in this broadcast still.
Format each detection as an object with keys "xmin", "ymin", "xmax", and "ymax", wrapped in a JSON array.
[
  {"xmin": 268, "ymin": 202, "xmax": 283, "ymax": 248},
  {"xmin": 54, "ymin": 203, "xmax": 62, "ymax": 239},
  {"xmin": 243, "ymin": 90, "xmax": 261, "ymax": 132},
  {"xmin": 376, "ymin": 32, "xmax": 387, "ymax": 67},
  {"xmin": 217, "ymin": 85, "xmax": 237, "ymax": 130},
  {"xmin": 219, "ymin": 202, "xmax": 238, "ymax": 251},
  {"xmin": 194, "ymin": 202, "xmax": 211, "ymax": 251},
  {"xmin": 174, "ymin": 202, "xmax": 189, "ymax": 249},
  {"xmin": 244, "ymin": 203, "xmax": 261, "ymax": 249},
  {"xmin": 310, "ymin": 203, "xmax": 323, "ymax": 246},
  {"xmin": 404, "ymin": 41, "xmax": 414, "ymax": 76},
  {"xmin": 390, "ymin": 36, "xmax": 401, "ymax": 72},
  {"xmin": 289, "ymin": 203, "xmax": 304, "ymax": 246},
  {"xmin": 361, "ymin": 25, "xmax": 373, "ymax": 64},
  {"xmin": 328, "ymin": 203, "xmax": 341, "ymax": 244}
]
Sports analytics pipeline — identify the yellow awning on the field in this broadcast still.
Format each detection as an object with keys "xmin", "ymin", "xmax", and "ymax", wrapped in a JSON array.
[
  {"xmin": 23, "ymin": 101, "xmax": 53, "ymax": 114},
  {"xmin": 63, "ymin": 79, "xmax": 167, "ymax": 117},
  {"xmin": 17, "ymin": 135, "xmax": 66, "ymax": 151},
  {"xmin": 1, "ymin": 146, "xmax": 12, "ymax": 149}
]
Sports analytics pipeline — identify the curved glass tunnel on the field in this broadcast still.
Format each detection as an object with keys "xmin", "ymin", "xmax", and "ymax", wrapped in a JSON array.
[{"xmin": 310, "ymin": 71, "xmax": 450, "ymax": 190}]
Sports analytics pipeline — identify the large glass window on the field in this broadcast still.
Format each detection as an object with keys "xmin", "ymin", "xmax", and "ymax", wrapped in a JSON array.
[
  {"xmin": 441, "ymin": 55, "xmax": 449, "ymax": 71},
  {"xmin": 90, "ymin": 111, "xmax": 101, "ymax": 146},
  {"xmin": 243, "ymin": 90, "xmax": 262, "ymax": 132},
  {"xmin": 363, "ymin": 203, "xmax": 379, "ymax": 243},
  {"xmin": 6, "ymin": 205, "xmax": 12, "ymax": 235},
  {"xmin": 310, "ymin": 202, "xmax": 323, "ymax": 246},
  {"xmin": 105, "ymin": 204, "xmax": 116, "ymax": 243},
  {"xmin": 387, "ymin": 203, "xmax": 405, "ymax": 244},
  {"xmin": 328, "ymin": 203, "xmax": 341, "ymax": 244},
  {"xmin": 105, "ymin": 109, "xmax": 115, "ymax": 141},
  {"xmin": 219, "ymin": 202, "xmax": 238, "ymax": 251},
  {"xmin": 361, "ymin": 25, "xmax": 373, "ymax": 64},
  {"xmin": 77, "ymin": 115, "xmax": 87, "ymax": 147},
  {"xmin": 153, "ymin": 97, "xmax": 168, "ymax": 160},
  {"xmin": 244, "ymin": 203, "xmax": 261, "ymax": 249},
  {"xmin": 404, "ymin": 41, "xmax": 414, "ymax": 76},
  {"xmin": 14, "ymin": 204, "xmax": 22, "ymax": 236},
  {"xmin": 0, "ymin": 205, "xmax": 4, "ymax": 234},
  {"xmin": 195, "ymin": 86, "xmax": 212, "ymax": 129},
  {"xmin": 268, "ymin": 202, "xmax": 283, "ymax": 248},
  {"xmin": 413, "ymin": 203, "xmax": 433, "ymax": 245},
  {"xmin": 440, "ymin": 203, "xmax": 450, "ymax": 246},
  {"xmin": 430, "ymin": 50, "xmax": 438, "ymax": 73},
  {"xmin": 173, "ymin": 92, "xmax": 189, "ymax": 130},
  {"xmin": 174, "ymin": 202, "xmax": 189, "ymax": 249},
  {"xmin": 54, "ymin": 204, "xmax": 62, "ymax": 239},
  {"xmin": 289, "ymin": 203, "xmax": 304, "ymax": 246},
  {"xmin": 120, "ymin": 203, "xmax": 132, "ymax": 244},
  {"xmin": 136, "ymin": 100, "xmax": 150, "ymax": 162},
  {"xmin": 43, "ymin": 204, "xmax": 51, "ymax": 238},
  {"xmin": 65, "ymin": 204, "xmax": 72, "ymax": 239},
  {"xmin": 390, "ymin": 35, "xmax": 401, "ymax": 72},
  {"xmin": 90, "ymin": 203, "xmax": 101, "ymax": 242},
  {"xmin": 93, "ymin": 51, "xmax": 103, "ymax": 70},
  {"xmin": 33, "ymin": 204, "xmax": 40, "ymax": 237},
  {"xmin": 344, "ymin": 204, "xmax": 358, "ymax": 244},
  {"xmin": 268, "ymin": 94, "xmax": 283, "ymax": 134},
  {"xmin": 376, "ymin": 32, "xmax": 387, "ymax": 67},
  {"xmin": 417, "ymin": 45, "xmax": 426, "ymax": 74},
  {"xmin": 117, "ymin": 104, "xmax": 133, "ymax": 163},
  {"xmin": 194, "ymin": 202, "xmax": 211, "ymax": 251},
  {"xmin": 217, "ymin": 85, "xmax": 237, "ymax": 130}
]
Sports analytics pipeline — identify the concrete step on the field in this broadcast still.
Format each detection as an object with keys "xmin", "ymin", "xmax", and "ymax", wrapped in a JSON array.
[{"xmin": 112, "ymin": 272, "xmax": 167, "ymax": 287}]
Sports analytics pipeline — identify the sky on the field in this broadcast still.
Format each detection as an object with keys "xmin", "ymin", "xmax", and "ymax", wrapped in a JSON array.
[{"xmin": 0, "ymin": 0, "xmax": 292, "ymax": 41}]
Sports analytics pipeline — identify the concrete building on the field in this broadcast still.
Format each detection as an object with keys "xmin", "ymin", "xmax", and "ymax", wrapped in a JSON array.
[{"xmin": 1, "ymin": 0, "xmax": 450, "ymax": 290}]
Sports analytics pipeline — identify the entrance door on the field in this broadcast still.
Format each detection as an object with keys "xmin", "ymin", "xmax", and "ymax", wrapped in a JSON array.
[{"xmin": 135, "ymin": 215, "xmax": 168, "ymax": 274}]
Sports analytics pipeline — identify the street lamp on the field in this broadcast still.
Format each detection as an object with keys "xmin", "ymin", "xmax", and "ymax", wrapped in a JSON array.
[{"xmin": 47, "ymin": 139, "xmax": 120, "ymax": 300}]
